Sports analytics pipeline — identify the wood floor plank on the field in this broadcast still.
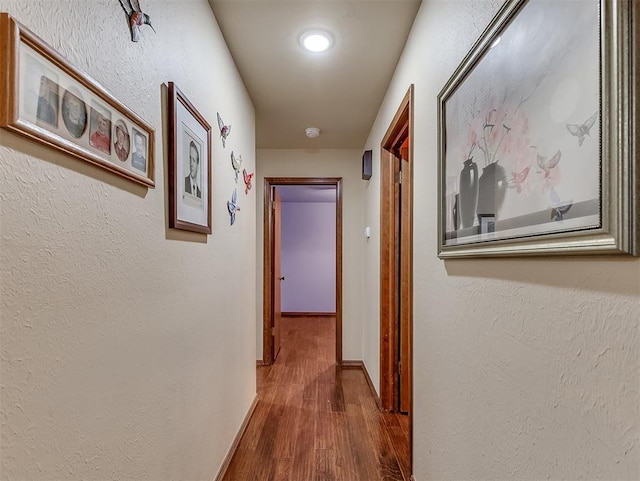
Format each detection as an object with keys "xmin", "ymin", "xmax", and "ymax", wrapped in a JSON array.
[
  {"xmin": 252, "ymin": 403, "xmax": 283, "ymax": 480},
  {"xmin": 383, "ymin": 412, "xmax": 411, "ymax": 480},
  {"xmin": 362, "ymin": 404, "xmax": 404, "ymax": 481},
  {"xmin": 221, "ymin": 316, "xmax": 406, "ymax": 481},
  {"xmin": 315, "ymin": 449, "xmax": 336, "ymax": 481},
  {"xmin": 219, "ymin": 448, "xmax": 251, "ymax": 481},
  {"xmin": 267, "ymin": 457, "xmax": 293, "ymax": 481},
  {"xmin": 290, "ymin": 406, "xmax": 315, "ymax": 480},
  {"xmin": 345, "ymin": 401, "xmax": 381, "ymax": 481},
  {"xmin": 331, "ymin": 412, "xmax": 359, "ymax": 481},
  {"xmin": 237, "ymin": 388, "xmax": 279, "ymax": 451},
  {"xmin": 329, "ymin": 366, "xmax": 346, "ymax": 413},
  {"xmin": 302, "ymin": 362, "xmax": 318, "ymax": 400},
  {"xmin": 273, "ymin": 383, "xmax": 303, "ymax": 458}
]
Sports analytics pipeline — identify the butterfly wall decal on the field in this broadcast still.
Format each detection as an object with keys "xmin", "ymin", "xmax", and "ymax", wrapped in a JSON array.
[
  {"xmin": 217, "ymin": 113, "xmax": 231, "ymax": 148},
  {"xmin": 551, "ymin": 203, "xmax": 572, "ymax": 221},
  {"xmin": 566, "ymin": 111, "xmax": 598, "ymax": 146},
  {"xmin": 230, "ymin": 151, "xmax": 242, "ymax": 182},
  {"xmin": 506, "ymin": 166, "xmax": 530, "ymax": 193},
  {"xmin": 243, "ymin": 168, "xmax": 254, "ymax": 194},
  {"xmin": 227, "ymin": 188, "xmax": 240, "ymax": 225},
  {"xmin": 537, "ymin": 150, "xmax": 561, "ymax": 179},
  {"xmin": 549, "ymin": 188, "xmax": 573, "ymax": 221},
  {"xmin": 117, "ymin": 0, "xmax": 155, "ymax": 42}
]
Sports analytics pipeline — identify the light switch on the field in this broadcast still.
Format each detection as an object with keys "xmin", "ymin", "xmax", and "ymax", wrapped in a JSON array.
[{"xmin": 365, "ymin": 226, "xmax": 371, "ymax": 238}]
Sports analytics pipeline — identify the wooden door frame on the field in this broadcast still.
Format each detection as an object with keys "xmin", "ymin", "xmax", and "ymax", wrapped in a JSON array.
[
  {"xmin": 262, "ymin": 177, "xmax": 343, "ymax": 365},
  {"xmin": 380, "ymin": 85, "xmax": 414, "ymax": 472}
]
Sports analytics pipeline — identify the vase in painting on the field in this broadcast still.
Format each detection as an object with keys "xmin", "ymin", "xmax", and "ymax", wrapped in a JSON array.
[
  {"xmin": 476, "ymin": 161, "xmax": 507, "ymax": 220},
  {"xmin": 458, "ymin": 157, "xmax": 478, "ymax": 228},
  {"xmin": 452, "ymin": 194, "xmax": 459, "ymax": 231}
]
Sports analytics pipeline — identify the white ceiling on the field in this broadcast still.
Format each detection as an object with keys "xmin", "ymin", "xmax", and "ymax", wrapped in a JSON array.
[{"xmin": 208, "ymin": 0, "xmax": 422, "ymax": 149}]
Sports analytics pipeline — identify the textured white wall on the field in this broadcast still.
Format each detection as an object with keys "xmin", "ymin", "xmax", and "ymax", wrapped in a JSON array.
[
  {"xmin": 256, "ymin": 149, "xmax": 366, "ymax": 361},
  {"xmin": 364, "ymin": 1, "xmax": 640, "ymax": 480},
  {"xmin": 280, "ymin": 201, "xmax": 336, "ymax": 313},
  {"xmin": 0, "ymin": 1, "xmax": 256, "ymax": 480}
]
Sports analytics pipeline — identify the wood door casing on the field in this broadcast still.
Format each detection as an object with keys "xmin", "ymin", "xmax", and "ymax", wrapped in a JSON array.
[
  {"xmin": 388, "ymin": 136, "xmax": 411, "ymax": 414},
  {"xmin": 272, "ymin": 188, "xmax": 282, "ymax": 361},
  {"xmin": 380, "ymin": 148, "xmax": 397, "ymax": 407},
  {"xmin": 262, "ymin": 177, "xmax": 343, "ymax": 366},
  {"xmin": 380, "ymin": 85, "xmax": 414, "ymax": 476},
  {"xmin": 398, "ymin": 138, "xmax": 411, "ymax": 414}
]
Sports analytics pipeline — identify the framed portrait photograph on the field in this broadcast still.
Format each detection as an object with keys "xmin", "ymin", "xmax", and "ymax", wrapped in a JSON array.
[
  {"xmin": 437, "ymin": 0, "xmax": 638, "ymax": 258},
  {"xmin": 168, "ymin": 82, "xmax": 212, "ymax": 234},
  {"xmin": 0, "ymin": 13, "xmax": 155, "ymax": 187}
]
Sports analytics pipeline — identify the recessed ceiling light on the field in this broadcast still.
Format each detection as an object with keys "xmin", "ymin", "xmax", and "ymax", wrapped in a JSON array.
[
  {"xmin": 305, "ymin": 127, "xmax": 321, "ymax": 138},
  {"xmin": 300, "ymin": 30, "xmax": 333, "ymax": 53}
]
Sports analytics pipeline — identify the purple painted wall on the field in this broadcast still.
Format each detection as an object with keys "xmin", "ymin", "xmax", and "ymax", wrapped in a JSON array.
[{"xmin": 280, "ymin": 199, "xmax": 336, "ymax": 313}]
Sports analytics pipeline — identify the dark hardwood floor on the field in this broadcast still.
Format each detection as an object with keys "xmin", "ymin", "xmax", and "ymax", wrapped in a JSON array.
[{"xmin": 221, "ymin": 316, "xmax": 409, "ymax": 481}]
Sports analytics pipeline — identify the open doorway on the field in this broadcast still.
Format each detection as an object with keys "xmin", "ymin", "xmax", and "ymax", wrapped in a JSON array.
[
  {"xmin": 262, "ymin": 177, "xmax": 343, "ymax": 365},
  {"xmin": 380, "ymin": 85, "xmax": 414, "ymax": 479},
  {"xmin": 278, "ymin": 185, "xmax": 337, "ymax": 317}
]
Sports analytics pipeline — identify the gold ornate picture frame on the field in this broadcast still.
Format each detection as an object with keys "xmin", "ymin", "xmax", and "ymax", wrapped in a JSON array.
[{"xmin": 437, "ymin": 0, "xmax": 638, "ymax": 257}]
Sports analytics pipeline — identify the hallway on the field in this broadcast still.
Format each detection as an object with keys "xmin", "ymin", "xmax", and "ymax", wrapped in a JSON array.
[{"xmin": 221, "ymin": 316, "xmax": 409, "ymax": 481}]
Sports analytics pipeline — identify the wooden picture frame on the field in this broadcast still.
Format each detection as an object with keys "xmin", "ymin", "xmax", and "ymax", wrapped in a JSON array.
[
  {"xmin": 0, "ymin": 13, "xmax": 155, "ymax": 187},
  {"xmin": 437, "ymin": 0, "xmax": 638, "ymax": 257},
  {"xmin": 168, "ymin": 82, "xmax": 212, "ymax": 234}
]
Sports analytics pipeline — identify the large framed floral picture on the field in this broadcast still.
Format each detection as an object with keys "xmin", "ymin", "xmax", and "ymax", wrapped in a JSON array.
[{"xmin": 437, "ymin": 0, "xmax": 638, "ymax": 258}]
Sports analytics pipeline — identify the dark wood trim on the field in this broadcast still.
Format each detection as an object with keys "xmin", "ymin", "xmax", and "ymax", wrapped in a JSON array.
[
  {"xmin": 405, "ymin": 85, "xmax": 415, "ymax": 478},
  {"xmin": 262, "ymin": 177, "xmax": 343, "ymax": 365},
  {"xmin": 379, "ymin": 85, "xmax": 414, "ymax": 476},
  {"xmin": 336, "ymin": 179, "xmax": 343, "ymax": 363},
  {"xmin": 256, "ymin": 360, "xmax": 265, "ymax": 367},
  {"xmin": 380, "ymin": 86, "xmax": 413, "ymax": 409},
  {"xmin": 281, "ymin": 312, "xmax": 336, "ymax": 317},
  {"xmin": 339, "ymin": 360, "xmax": 363, "ymax": 369},
  {"xmin": 379, "ymin": 146, "xmax": 395, "ymax": 410},
  {"xmin": 262, "ymin": 180, "xmax": 272, "ymax": 364},
  {"xmin": 214, "ymin": 395, "xmax": 259, "ymax": 481}
]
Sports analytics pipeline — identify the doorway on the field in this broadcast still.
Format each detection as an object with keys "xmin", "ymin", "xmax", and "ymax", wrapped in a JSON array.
[
  {"xmin": 380, "ymin": 85, "xmax": 414, "ymax": 476},
  {"xmin": 262, "ymin": 177, "xmax": 343, "ymax": 365}
]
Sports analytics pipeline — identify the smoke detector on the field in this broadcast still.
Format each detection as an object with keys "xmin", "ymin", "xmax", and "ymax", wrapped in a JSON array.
[{"xmin": 305, "ymin": 127, "xmax": 321, "ymax": 138}]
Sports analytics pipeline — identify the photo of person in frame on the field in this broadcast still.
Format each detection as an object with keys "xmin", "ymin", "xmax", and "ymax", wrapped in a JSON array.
[
  {"xmin": 89, "ymin": 104, "xmax": 112, "ymax": 154},
  {"xmin": 36, "ymin": 76, "xmax": 59, "ymax": 127},
  {"xmin": 21, "ymin": 53, "xmax": 60, "ymax": 128},
  {"xmin": 113, "ymin": 120, "xmax": 130, "ymax": 162},
  {"xmin": 184, "ymin": 139, "xmax": 201, "ymax": 198},
  {"xmin": 22, "ymin": 57, "xmax": 43, "ymax": 119},
  {"xmin": 61, "ymin": 87, "xmax": 87, "ymax": 139},
  {"xmin": 131, "ymin": 129, "xmax": 147, "ymax": 172}
]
